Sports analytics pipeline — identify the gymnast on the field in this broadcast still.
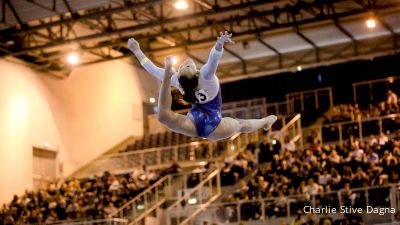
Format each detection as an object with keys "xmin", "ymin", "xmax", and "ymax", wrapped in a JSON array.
[{"xmin": 128, "ymin": 31, "xmax": 277, "ymax": 141}]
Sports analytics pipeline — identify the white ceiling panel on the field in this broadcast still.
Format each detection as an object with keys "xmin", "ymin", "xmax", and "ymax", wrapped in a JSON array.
[
  {"xmin": 2, "ymin": 0, "xmax": 111, "ymax": 26},
  {"xmin": 222, "ymin": 40, "xmax": 276, "ymax": 60},
  {"xmin": 300, "ymin": 24, "xmax": 351, "ymax": 47},
  {"xmin": 261, "ymin": 32, "xmax": 312, "ymax": 54},
  {"xmin": 341, "ymin": 19, "xmax": 391, "ymax": 41},
  {"xmin": 381, "ymin": 14, "xmax": 400, "ymax": 33}
]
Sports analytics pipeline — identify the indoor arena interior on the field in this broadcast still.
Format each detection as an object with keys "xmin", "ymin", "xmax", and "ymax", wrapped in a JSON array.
[{"xmin": 1, "ymin": 0, "xmax": 400, "ymax": 225}]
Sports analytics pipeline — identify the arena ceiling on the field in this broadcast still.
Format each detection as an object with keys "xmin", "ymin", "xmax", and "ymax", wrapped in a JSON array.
[{"xmin": 0, "ymin": 0, "xmax": 400, "ymax": 82}]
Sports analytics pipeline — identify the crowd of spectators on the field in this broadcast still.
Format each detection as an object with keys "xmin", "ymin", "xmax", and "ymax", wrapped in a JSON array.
[
  {"xmin": 323, "ymin": 90, "xmax": 399, "ymax": 124},
  {"xmin": 0, "ymin": 165, "xmax": 166, "ymax": 224},
  {"xmin": 219, "ymin": 149, "xmax": 256, "ymax": 186},
  {"xmin": 218, "ymin": 132, "xmax": 400, "ymax": 223}
]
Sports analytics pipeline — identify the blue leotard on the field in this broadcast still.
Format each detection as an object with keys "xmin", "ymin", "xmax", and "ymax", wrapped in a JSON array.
[{"xmin": 135, "ymin": 45, "xmax": 223, "ymax": 137}]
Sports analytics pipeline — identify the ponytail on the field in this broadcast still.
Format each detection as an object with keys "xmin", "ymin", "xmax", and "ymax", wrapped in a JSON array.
[{"xmin": 177, "ymin": 71, "xmax": 200, "ymax": 104}]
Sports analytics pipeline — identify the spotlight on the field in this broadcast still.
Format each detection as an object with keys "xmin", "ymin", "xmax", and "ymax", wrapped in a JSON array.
[
  {"xmin": 149, "ymin": 97, "xmax": 156, "ymax": 103},
  {"xmin": 366, "ymin": 18, "xmax": 376, "ymax": 28},
  {"xmin": 67, "ymin": 53, "xmax": 79, "ymax": 65},
  {"xmin": 296, "ymin": 66, "xmax": 302, "ymax": 71},
  {"xmin": 172, "ymin": 56, "xmax": 178, "ymax": 65},
  {"xmin": 43, "ymin": 142, "xmax": 51, "ymax": 148},
  {"xmin": 188, "ymin": 198, "xmax": 198, "ymax": 205},
  {"xmin": 174, "ymin": 0, "xmax": 188, "ymax": 10}
]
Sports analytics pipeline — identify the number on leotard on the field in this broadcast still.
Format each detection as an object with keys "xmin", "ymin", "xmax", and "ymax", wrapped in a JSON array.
[
  {"xmin": 198, "ymin": 93, "xmax": 206, "ymax": 101},
  {"xmin": 195, "ymin": 89, "xmax": 209, "ymax": 102}
]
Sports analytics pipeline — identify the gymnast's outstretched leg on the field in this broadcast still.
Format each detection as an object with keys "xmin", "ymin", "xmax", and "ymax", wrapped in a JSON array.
[
  {"xmin": 157, "ymin": 56, "xmax": 198, "ymax": 137},
  {"xmin": 208, "ymin": 115, "xmax": 277, "ymax": 141}
]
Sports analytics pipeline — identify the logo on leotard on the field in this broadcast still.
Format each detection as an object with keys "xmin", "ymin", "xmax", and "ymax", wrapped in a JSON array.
[{"xmin": 195, "ymin": 89, "xmax": 209, "ymax": 103}]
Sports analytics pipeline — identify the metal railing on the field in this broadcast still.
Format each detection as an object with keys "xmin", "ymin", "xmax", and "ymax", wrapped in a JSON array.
[
  {"xmin": 189, "ymin": 185, "xmax": 399, "ymax": 225},
  {"xmin": 286, "ymin": 87, "xmax": 333, "ymax": 113},
  {"xmin": 166, "ymin": 169, "xmax": 222, "ymax": 225},
  {"xmin": 302, "ymin": 113, "xmax": 400, "ymax": 147},
  {"xmin": 107, "ymin": 169, "xmax": 222, "ymax": 225},
  {"xmin": 24, "ymin": 218, "xmax": 128, "ymax": 225},
  {"xmin": 107, "ymin": 176, "xmax": 170, "ymax": 222},
  {"xmin": 352, "ymin": 76, "xmax": 400, "ymax": 108},
  {"xmin": 74, "ymin": 114, "xmax": 297, "ymax": 177}
]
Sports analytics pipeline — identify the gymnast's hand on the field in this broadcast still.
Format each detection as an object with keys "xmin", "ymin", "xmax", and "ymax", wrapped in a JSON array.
[
  {"xmin": 164, "ymin": 55, "xmax": 175, "ymax": 77},
  {"xmin": 217, "ymin": 31, "xmax": 234, "ymax": 45},
  {"xmin": 127, "ymin": 38, "xmax": 140, "ymax": 52}
]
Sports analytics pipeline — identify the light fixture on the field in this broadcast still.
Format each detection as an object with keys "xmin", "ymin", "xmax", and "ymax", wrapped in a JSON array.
[
  {"xmin": 296, "ymin": 66, "xmax": 302, "ymax": 71},
  {"xmin": 137, "ymin": 204, "xmax": 145, "ymax": 210},
  {"xmin": 149, "ymin": 97, "xmax": 156, "ymax": 103},
  {"xmin": 43, "ymin": 142, "xmax": 51, "ymax": 148},
  {"xmin": 172, "ymin": 56, "xmax": 178, "ymax": 65},
  {"xmin": 67, "ymin": 53, "xmax": 79, "ymax": 65},
  {"xmin": 188, "ymin": 198, "xmax": 198, "ymax": 205},
  {"xmin": 230, "ymin": 146, "xmax": 235, "ymax": 150},
  {"xmin": 174, "ymin": 0, "xmax": 188, "ymax": 10},
  {"xmin": 366, "ymin": 18, "xmax": 376, "ymax": 28}
]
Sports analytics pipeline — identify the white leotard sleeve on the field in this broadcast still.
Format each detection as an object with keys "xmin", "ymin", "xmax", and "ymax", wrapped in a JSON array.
[
  {"xmin": 132, "ymin": 49, "xmax": 179, "ymax": 88},
  {"xmin": 199, "ymin": 46, "xmax": 223, "ymax": 80}
]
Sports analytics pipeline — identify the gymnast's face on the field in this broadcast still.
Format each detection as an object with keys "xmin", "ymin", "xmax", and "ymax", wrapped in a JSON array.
[{"xmin": 178, "ymin": 58, "xmax": 196, "ymax": 79}]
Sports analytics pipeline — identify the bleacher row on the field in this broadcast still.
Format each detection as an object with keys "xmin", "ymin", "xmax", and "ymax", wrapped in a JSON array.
[{"xmin": 122, "ymin": 132, "xmax": 200, "ymax": 152}]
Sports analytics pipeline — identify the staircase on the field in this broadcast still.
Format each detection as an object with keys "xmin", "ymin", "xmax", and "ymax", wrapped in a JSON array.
[{"xmin": 107, "ymin": 169, "xmax": 221, "ymax": 225}]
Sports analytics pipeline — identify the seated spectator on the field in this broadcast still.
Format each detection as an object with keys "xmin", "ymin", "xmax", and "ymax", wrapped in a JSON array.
[
  {"xmin": 328, "ymin": 150, "xmax": 341, "ymax": 164},
  {"xmin": 318, "ymin": 170, "xmax": 332, "ymax": 186},
  {"xmin": 283, "ymin": 136, "xmax": 296, "ymax": 153}
]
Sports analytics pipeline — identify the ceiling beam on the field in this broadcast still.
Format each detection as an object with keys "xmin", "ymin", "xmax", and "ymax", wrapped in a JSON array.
[
  {"xmin": 224, "ymin": 47, "xmax": 247, "ymax": 74},
  {"xmin": 296, "ymin": 28, "xmax": 320, "ymax": 62},
  {"xmin": 2, "ymin": 0, "xmax": 276, "ymax": 38},
  {"xmin": 334, "ymin": 21, "xmax": 358, "ymax": 56},
  {"xmin": 62, "ymin": 0, "xmax": 74, "ymax": 14},
  {"xmin": 1, "ymin": 4, "xmax": 379, "ymax": 58},
  {"xmin": 257, "ymin": 38, "xmax": 282, "ymax": 69},
  {"xmin": 5, "ymin": 0, "xmax": 23, "ymax": 25}
]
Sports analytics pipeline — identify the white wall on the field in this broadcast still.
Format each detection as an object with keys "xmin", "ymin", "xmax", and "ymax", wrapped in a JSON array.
[{"xmin": 0, "ymin": 59, "xmax": 158, "ymax": 204}]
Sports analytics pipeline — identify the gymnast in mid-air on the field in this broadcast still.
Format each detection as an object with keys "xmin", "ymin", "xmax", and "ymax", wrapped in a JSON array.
[{"xmin": 128, "ymin": 31, "xmax": 277, "ymax": 141}]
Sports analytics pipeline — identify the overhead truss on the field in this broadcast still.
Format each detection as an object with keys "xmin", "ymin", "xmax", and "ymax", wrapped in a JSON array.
[{"xmin": 0, "ymin": 0, "xmax": 399, "ymax": 79}]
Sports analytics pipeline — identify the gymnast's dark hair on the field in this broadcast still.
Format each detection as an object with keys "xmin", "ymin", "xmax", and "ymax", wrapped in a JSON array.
[{"xmin": 178, "ymin": 71, "xmax": 200, "ymax": 104}]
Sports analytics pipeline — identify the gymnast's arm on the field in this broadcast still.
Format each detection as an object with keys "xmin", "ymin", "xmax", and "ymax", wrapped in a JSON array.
[
  {"xmin": 200, "ymin": 31, "xmax": 233, "ymax": 80},
  {"xmin": 127, "ymin": 38, "xmax": 166, "ymax": 82}
]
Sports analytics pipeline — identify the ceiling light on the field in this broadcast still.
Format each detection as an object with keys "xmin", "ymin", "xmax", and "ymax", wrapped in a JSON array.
[
  {"xmin": 149, "ymin": 97, "xmax": 156, "ymax": 103},
  {"xmin": 366, "ymin": 18, "xmax": 376, "ymax": 28},
  {"xmin": 67, "ymin": 53, "xmax": 79, "ymax": 65},
  {"xmin": 172, "ymin": 56, "xmax": 178, "ymax": 65},
  {"xmin": 188, "ymin": 198, "xmax": 198, "ymax": 205},
  {"xmin": 43, "ymin": 142, "xmax": 51, "ymax": 148},
  {"xmin": 296, "ymin": 65, "xmax": 302, "ymax": 71},
  {"xmin": 174, "ymin": 0, "xmax": 188, "ymax": 10}
]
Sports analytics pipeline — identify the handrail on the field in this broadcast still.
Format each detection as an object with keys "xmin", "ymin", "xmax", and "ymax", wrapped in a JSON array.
[
  {"xmin": 317, "ymin": 112, "xmax": 400, "ymax": 128},
  {"xmin": 280, "ymin": 114, "xmax": 301, "ymax": 131},
  {"xmin": 24, "ymin": 218, "xmax": 129, "ymax": 225},
  {"xmin": 286, "ymin": 87, "xmax": 332, "ymax": 97},
  {"xmin": 108, "ymin": 175, "xmax": 169, "ymax": 218},
  {"xmin": 202, "ymin": 184, "xmax": 398, "ymax": 208},
  {"xmin": 102, "ymin": 140, "xmax": 207, "ymax": 158},
  {"xmin": 166, "ymin": 169, "xmax": 220, "ymax": 211}
]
